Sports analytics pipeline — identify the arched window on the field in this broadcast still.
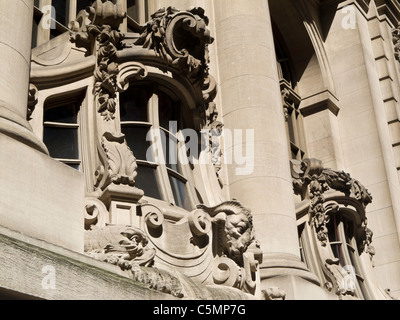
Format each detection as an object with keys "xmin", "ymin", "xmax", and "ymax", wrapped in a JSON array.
[
  {"xmin": 274, "ymin": 29, "xmax": 306, "ymax": 161},
  {"xmin": 43, "ymin": 100, "xmax": 82, "ymax": 170},
  {"xmin": 327, "ymin": 212, "xmax": 370, "ymax": 299},
  {"xmin": 119, "ymin": 83, "xmax": 196, "ymax": 211},
  {"xmin": 298, "ymin": 208, "xmax": 372, "ymax": 299}
]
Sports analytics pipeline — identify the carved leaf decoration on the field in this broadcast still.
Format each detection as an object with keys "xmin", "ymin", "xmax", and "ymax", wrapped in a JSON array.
[{"xmin": 101, "ymin": 133, "xmax": 138, "ymax": 186}]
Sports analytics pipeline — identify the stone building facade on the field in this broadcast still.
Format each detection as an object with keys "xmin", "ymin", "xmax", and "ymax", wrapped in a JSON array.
[{"xmin": 1, "ymin": 0, "xmax": 400, "ymax": 300}]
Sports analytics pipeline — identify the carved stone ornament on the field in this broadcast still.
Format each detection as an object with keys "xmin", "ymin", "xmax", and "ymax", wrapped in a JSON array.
[
  {"xmin": 84, "ymin": 225, "xmax": 186, "ymax": 297},
  {"xmin": 135, "ymin": 7, "xmax": 213, "ymax": 78},
  {"xmin": 291, "ymin": 159, "xmax": 375, "ymax": 298},
  {"xmin": 94, "ymin": 132, "xmax": 143, "ymax": 194},
  {"xmin": 27, "ymin": 83, "xmax": 38, "ymax": 121},
  {"xmin": 135, "ymin": 6, "xmax": 220, "ymax": 136},
  {"xmin": 290, "ymin": 158, "xmax": 373, "ymax": 247},
  {"xmin": 70, "ymin": 0, "xmax": 126, "ymax": 121},
  {"xmin": 196, "ymin": 200, "xmax": 263, "ymax": 294},
  {"xmin": 85, "ymin": 225, "xmax": 156, "ymax": 269},
  {"xmin": 393, "ymin": 26, "xmax": 400, "ymax": 62},
  {"xmin": 262, "ymin": 287, "xmax": 286, "ymax": 300}
]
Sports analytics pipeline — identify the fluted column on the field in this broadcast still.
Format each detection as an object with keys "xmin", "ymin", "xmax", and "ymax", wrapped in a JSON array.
[
  {"xmin": 0, "ymin": 0, "xmax": 47, "ymax": 153},
  {"xmin": 213, "ymin": 0, "xmax": 319, "ymax": 290}
]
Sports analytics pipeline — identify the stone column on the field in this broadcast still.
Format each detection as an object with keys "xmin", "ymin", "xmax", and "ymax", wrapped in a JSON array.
[
  {"xmin": 0, "ymin": 0, "xmax": 84, "ymax": 253},
  {"xmin": 0, "ymin": 0, "xmax": 47, "ymax": 153},
  {"xmin": 213, "ymin": 0, "xmax": 321, "ymax": 295}
]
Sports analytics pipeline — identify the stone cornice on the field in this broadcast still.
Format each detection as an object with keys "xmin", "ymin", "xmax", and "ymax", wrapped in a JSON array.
[
  {"xmin": 320, "ymin": 0, "xmax": 371, "ymax": 14},
  {"xmin": 374, "ymin": 0, "xmax": 400, "ymax": 27}
]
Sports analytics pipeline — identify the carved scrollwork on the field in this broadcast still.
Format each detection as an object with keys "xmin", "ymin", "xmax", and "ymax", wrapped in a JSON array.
[
  {"xmin": 135, "ymin": 7, "xmax": 213, "ymax": 78},
  {"xmin": 196, "ymin": 200, "xmax": 262, "ymax": 295},
  {"xmin": 212, "ymin": 256, "xmax": 243, "ymax": 289},
  {"xmin": 117, "ymin": 61, "xmax": 148, "ymax": 92},
  {"xmin": 84, "ymin": 197, "xmax": 108, "ymax": 230},
  {"xmin": 188, "ymin": 209, "xmax": 212, "ymax": 236},
  {"xmin": 145, "ymin": 211, "xmax": 165, "ymax": 230}
]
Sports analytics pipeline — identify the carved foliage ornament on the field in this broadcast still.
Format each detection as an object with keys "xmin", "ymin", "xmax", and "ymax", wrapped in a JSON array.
[
  {"xmin": 70, "ymin": 1, "xmax": 126, "ymax": 121},
  {"xmin": 135, "ymin": 6, "xmax": 220, "ymax": 137},
  {"xmin": 291, "ymin": 159, "xmax": 373, "ymax": 248},
  {"xmin": 135, "ymin": 7, "xmax": 213, "ymax": 79},
  {"xmin": 95, "ymin": 132, "xmax": 138, "ymax": 189}
]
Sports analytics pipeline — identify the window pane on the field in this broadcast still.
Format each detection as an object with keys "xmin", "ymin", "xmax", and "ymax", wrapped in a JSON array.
[
  {"xmin": 32, "ymin": 14, "xmax": 41, "ymax": 48},
  {"xmin": 127, "ymin": 0, "xmax": 139, "ymax": 21},
  {"xmin": 120, "ymin": 86, "xmax": 150, "ymax": 122},
  {"xmin": 136, "ymin": 165, "xmax": 163, "ymax": 200},
  {"xmin": 52, "ymin": 0, "xmax": 68, "ymax": 26},
  {"xmin": 77, "ymin": 0, "xmax": 93, "ymax": 14},
  {"xmin": 164, "ymin": 134, "xmax": 180, "ymax": 172},
  {"xmin": 66, "ymin": 163, "xmax": 80, "ymax": 171},
  {"xmin": 158, "ymin": 91, "xmax": 181, "ymax": 130},
  {"xmin": 44, "ymin": 104, "xmax": 78, "ymax": 123},
  {"xmin": 330, "ymin": 243, "xmax": 345, "ymax": 267},
  {"xmin": 169, "ymin": 174, "xmax": 191, "ymax": 211},
  {"xmin": 122, "ymin": 126, "xmax": 152, "ymax": 161},
  {"xmin": 43, "ymin": 126, "xmax": 79, "ymax": 159},
  {"xmin": 328, "ymin": 215, "xmax": 340, "ymax": 242}
]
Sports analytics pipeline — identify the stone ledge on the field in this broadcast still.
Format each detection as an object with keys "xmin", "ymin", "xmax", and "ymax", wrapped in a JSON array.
[{"xmin": 0, "ymin": 225, "xmax": 253, "ymax": 300}]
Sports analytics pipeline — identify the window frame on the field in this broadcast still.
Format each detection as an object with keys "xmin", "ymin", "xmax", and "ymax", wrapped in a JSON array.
[
  {"xmin": 297, "ymin": 205, "xmax": 372, "ymax": 300},
  {"xmin": 118, "ymin": 81, "xmax": 199, "ymax": 211},
  {"xmin": 42, "ymin": 92, "xmax": 86, "ymax": 172}
]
